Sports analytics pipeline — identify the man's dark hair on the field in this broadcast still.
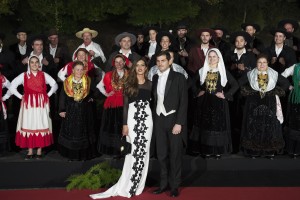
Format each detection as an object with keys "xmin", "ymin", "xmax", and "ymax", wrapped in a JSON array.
[{"xmin": 156, "ymin": 51, "xmax": 171, "ymax": 61}]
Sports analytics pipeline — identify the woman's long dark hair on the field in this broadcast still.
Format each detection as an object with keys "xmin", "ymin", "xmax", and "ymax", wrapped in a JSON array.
[{"xmin": 124, "ymin": 58, "xmax": 149, "ymax": 97}]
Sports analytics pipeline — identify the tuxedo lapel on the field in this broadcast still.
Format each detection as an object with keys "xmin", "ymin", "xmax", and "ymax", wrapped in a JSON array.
[
  {"xmin": 164, "ymin": 69, "xmax": 174, "ymax": 99},
  {"xmin": 153, "ymin": 74, "xmax": 158, "ymax": 101}
]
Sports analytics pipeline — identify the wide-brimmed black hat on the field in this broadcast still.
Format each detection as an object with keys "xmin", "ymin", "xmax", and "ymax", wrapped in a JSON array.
[
  {"xmin": 144, "ymin": 26, "xmax": 160, "ymax": 34},
  {"xmin": 230, "ymin": 31, "xmax": 252, "ymax": 44},
  {"xmin": 211, "ymin": 25, "xmax": 228, "ymax": 36},
  {"xmin": 0, "ymin": 33, "xmax": 5, "ymax": 41},
  {"xmin": 270, "ymin": 28, "xmax": 292, "ymax": 39},
  {"xmin": 176, "ymin": 21, "xmax": 188, "ymax": 30},
  {"xmin": 114, "ymin": 32, "xmax": 136, "ymax": 47},
  {"xmin": 278, "ymin": 19, "xmax": 299, "ymax": 32},
  {"xmin": 196, "ymin": 28, "xmax": 216, "ymax": 38},
  {"xmin": 241, "ymin": 23, "xmax": 261, "ymax": 32},
  {"xmin": 156, "ymin": 31, "xmax": 176, "ymax": 44},
  {"xmin": 13, "ymin": 27, "xmax": 30, "ymax": 35}
]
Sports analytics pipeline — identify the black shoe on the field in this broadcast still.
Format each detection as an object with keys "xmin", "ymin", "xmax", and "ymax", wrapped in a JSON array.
[
  {"xmin": 170, "ymin": 189, "xmax": 179, "ymax": 197},
  {"xmin": 215, "ymin": 154, "xmax": 221, "ymax": 160},
  {"xmin": 204, "ymin": 154, "xmax": 212, "ymax": 159},
  {"xmin": 153, "ymin": 188, "xmax": 167, "ymax": 194},
  {"xmin": 266, "ymin": 155, "xmax": 274, "ymax": 160},
  {"xmin": 292, "ymin": 154, "xmax": 299, "ymax": 159},
  {"xmin": 24, "ymin": 154, "xmax": 34, "ymax": 160},
  {"xmin": 250, "ymin": 155, "xmax": 259, "ymax": 159},
  {"xmin": 35, "ymin": 154, "xmax": 43, "ymax": 160}
]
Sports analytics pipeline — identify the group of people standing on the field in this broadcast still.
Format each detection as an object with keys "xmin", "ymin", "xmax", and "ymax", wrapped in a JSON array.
[{"xmin": 0, "ymin": 17, "xmax": 300, "ymax": 198}]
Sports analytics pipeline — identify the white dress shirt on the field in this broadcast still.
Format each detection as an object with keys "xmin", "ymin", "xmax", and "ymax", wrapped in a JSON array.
[
  {"xmin": 119, "ymin": 49, "xmax": 132, "ymax": 58},
  {"xmin": 275, "ymin": 46, "xmax": 283, "ymax": 57},
  {"xmin": 234, "ymin": 48, "xmax": 246, "ymax": 60},
  {"xmin": 18, "ymin": 44, "xmax": 27, "ymax": 55},
  {"xmin": 148, "ymin": 41, "xmax": 157, "ymax": 59},
  {"xmin": 156, "ymin": 68, "xmax": 176, "ymax": 116},
  {"xmin": 49, "ymin": 44, "xmax": 57, "ymax": 58}
]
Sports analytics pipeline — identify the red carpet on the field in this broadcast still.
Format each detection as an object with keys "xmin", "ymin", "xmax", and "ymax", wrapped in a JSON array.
[{"xmin": 1, "ymin": 187, "xmax": 300, "ymax": 200}]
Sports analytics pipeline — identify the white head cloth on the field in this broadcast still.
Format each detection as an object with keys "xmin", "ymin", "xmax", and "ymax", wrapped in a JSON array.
[{"xmin": 199, "ymin": 48, "xmax": 228, "ymax": 87}]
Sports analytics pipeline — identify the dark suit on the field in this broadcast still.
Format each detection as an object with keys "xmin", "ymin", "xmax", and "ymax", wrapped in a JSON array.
[
  {"xmin": 152, "ymin": 69, "xmax": 188, "ymax": 190},
  {"xmin": 44, "ymin": 43, "xmax": 71, "ymax": 71},
  {"xmin": 9, "ymin": 43, "xmax": 32, "ymax": 79},
  {"xmin": 0, "ymin": 48, "xmax": 16, "ymax": 81},
  {"xmin": 264, "ymin": 44, "xmax": 297, "ymax": 74}
]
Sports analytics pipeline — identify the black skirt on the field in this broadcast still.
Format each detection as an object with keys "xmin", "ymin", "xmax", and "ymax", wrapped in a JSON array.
[
  {"xmin": 58, "ymin": 99, "xmax": 96, "ymax": 160},
  {"xmin": 190, "ymin": 93, "xmax": 232, "ymax": 155},
  {"xmin": 284, "ymin": 102, "xmax": 300, "ymax": 155},
  {"xmin": 240, "ymin": 90, "xmax": 285, "ymax": 156},
  {"xmin": 97, "ymin": 106, "xmax": 123, "ymax": 156},
  {"xmin": 0, "ymin": 109, "xmax": 9, "ymax": 155}
]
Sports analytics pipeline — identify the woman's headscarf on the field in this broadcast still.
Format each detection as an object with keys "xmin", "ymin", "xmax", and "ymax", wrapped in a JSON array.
[
  {"xmin": 27, "ymin": 55, "xmax": 40, "ymax": 78},
  {"xmin": 199, "ymin": 48, "xmax": 228, "ymax": 87}
]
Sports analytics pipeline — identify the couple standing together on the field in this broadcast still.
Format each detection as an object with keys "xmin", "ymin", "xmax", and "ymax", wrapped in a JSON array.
[{"xmin": 90, "ymin": 51, "xmax": 188, "ymax": 198}]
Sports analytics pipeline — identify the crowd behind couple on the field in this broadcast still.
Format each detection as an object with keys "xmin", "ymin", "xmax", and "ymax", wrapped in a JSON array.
[{"xmin": 0, "ymin": 18, "xmax": 300, "ymax": 198}]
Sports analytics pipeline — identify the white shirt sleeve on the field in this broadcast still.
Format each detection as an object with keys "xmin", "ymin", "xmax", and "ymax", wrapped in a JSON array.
[
  {"xmin": 57, "ymin": 64, "xmax": 69, "ymax": 82},
  {"xmin": 9, "ymin": 73, "xmax": 25, "ymax": 99},
  {"xmin": 2, "ymin": 78, "xmax": 12, "ymax": 101},
  {"xmin": 281, "ymin": 64, "xmax": 295, "ymax": 78},
  {"xmin": 96, "ymin": 79, "xmax": 108, "ymax": 96},
  {"xmin": 92, "ymin": 42, "xmax": 106, "ymax": 63},
  {"xmin": 45, "ymin": 73, "xmax": 58, "ymax": 97}
]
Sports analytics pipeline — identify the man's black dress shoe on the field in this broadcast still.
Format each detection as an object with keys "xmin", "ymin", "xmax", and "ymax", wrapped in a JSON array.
[
  {"xmin": 170, "ymin": 189, "xmax": 179, "ymax": 197},
  {"xmin": 152, "ymin": 188, "xmax": 167, "ymax": 194}
]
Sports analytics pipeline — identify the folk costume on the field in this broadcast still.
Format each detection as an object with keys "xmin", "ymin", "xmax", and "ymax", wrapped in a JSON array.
[
  {"xmin": 9, "ymin": 56, "xmax": 58, "ymax": 149},
  {"xmin": 97, "ymin": 65, "xmax": 128, "ymax": 155},
  {"xmin": 58, "ymin": 74, "xmax": 96, "ymax": 160},
  {"xmin": 0, "ymin": 75, "xmax": 12, "ymax": 155},
  {"xmin": 282, "ymin": 64, "xmax": 300, "ymax": 156},
  {"xmin": 239, "ymin": 67, "xmax": 290, "ymax": 157},
  {"xmin": 190, "ymin": 48, "xmax": 239, "ymax": 156}
]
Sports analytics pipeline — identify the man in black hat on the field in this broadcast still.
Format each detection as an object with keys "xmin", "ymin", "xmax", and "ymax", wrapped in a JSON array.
[
  {"xmin": 225, "ymin": 31, "xmax": 256, "ymax": 151},
  {"xmin": 45, "ymin": 29, "xmax": 71, "ymax": 71},
  {"xmin": 278, "ymin": 19, "xmax": 300, "ymax": 61},
  {"xmin": 9, "ymin": 28, "xmax": 32, "ymax": 76},
  {"xmin": 211, "ymin": 25, "xmax": 231, "ymax": 58},
  {"xmin": 148, "ymin": 31, "xmax": 179, "ymax": 68},
  {"xmin": 105, "ymin": 32, "xmax": 141, "ymax": 72},
  {"xmin": 225, "ymin": 31, "xmax": 256, "ymax": 79},
  {"xmin": 241, "ymin": 23, "xmax": 265, "ymax": 56},
  {"xmin": 174, "ymin": 22, "xmax": 195, "ymax": 68},
  {"xmin": 132, "ymin": 30, "xmax": 148, "ymax": 57},
  {"xmin": 264, "ymin": 29, "xmax": 297, "ymax": 74}
]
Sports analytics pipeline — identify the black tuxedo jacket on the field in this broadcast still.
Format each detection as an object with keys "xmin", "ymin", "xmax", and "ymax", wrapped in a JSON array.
[{"xmin": 152, "ymin": 69, "xmax": 188, "ymax": 126}]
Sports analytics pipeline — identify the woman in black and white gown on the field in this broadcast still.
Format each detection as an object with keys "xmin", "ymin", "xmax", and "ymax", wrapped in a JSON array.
[{"xmin": 90, "ymin": 58, "xmax": 153, "ymax": 199}]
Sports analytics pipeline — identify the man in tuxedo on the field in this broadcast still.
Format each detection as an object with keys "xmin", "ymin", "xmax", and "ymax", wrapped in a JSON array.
[{"xmin": 152, "ymin": 51, "xmax": 188, "ymax": 197}]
